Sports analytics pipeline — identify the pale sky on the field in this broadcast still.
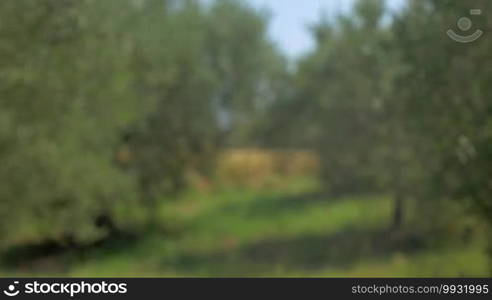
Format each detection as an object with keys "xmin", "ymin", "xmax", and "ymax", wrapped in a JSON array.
[{"xmin": 246, "ymin": 0, "xmax": 406, "ymax": 58}]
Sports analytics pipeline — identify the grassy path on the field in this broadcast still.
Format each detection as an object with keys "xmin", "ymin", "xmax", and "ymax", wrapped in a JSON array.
[
  {"xmin": 1, "ymin": 178, "xmax": 487, "ymax": 276},
  {"xmin": 64, "ymin": 178, "xmax": 488, "ymax": 277}
]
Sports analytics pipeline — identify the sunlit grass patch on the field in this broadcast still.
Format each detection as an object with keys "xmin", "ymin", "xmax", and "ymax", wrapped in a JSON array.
[
  {"xmin": 3, "ymin": 176, "xmax": 489, "ymax": 277},
  {"xmin": 308, "ymin": 242, "xmax": 489, "ymax": 277}
]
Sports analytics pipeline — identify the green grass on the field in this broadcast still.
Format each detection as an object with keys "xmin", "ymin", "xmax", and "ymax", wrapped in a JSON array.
[{"xmin": 1, "ymin": 177, "xmax": 489, "ymax": 277}]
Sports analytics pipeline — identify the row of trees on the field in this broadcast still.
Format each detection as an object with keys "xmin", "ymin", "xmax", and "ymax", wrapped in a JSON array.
[
  {"xmin": 1, "ymin": 0, "xmax": 490, "ymax": 265},
  {"xmin": 0, "ymin": 0, "xmax": 285, "ymax": 247},
  {"xmin": 265, "ymin": 0, "xmax": 492, "ymax": 242}
]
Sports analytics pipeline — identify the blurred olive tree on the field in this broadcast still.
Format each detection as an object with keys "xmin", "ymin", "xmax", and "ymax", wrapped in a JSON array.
[
  {"xmin": 0, "ymin": 0, "xmax": 147, "ymax": 246},
  {"xmin": 263, "ymin": 0, "xmax": 492, "ymax": 243},
  {"xmin": 122, "ymin": 0, "xmax": 285, "ymax": 213},
  {"xmin": 391, "ymin": 0, "xmax": 492, "ymax": 244},
  {"xmin": 0, "ymin": 0, "xmax": 286, "ymax": 247}
]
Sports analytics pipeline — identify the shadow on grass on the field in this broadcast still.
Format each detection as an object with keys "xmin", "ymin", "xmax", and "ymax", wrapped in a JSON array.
[
  {"xmin": 217, "ymin": 191, "xmax": 342, "ymax": 219},
  {"xmin": 165, "ymin": 226, "xmax": 429, "ymax": 276},
  {"xmin": 0, "ymin": 191, "xmax": 427, "ymax": 276},
  {"xmin": 0, "ymin": 232, "xmax": 141, "ymax": 274}
]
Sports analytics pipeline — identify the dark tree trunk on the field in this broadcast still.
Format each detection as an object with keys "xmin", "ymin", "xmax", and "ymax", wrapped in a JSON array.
[{"xmin": 392, "ymin": 193, "xmax": 404, "ymax": 230}]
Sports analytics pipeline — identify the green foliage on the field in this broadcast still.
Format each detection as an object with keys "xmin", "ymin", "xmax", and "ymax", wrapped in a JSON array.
[
  {"xmin": 124, "ymin": 0, "xmax": 219, "ymax": 199},
  {"xmin": 268, "ymin": 0, "xmax": 492, "ymax": 239},
  {"xmin": 391, "ymin": 0, "xmax": 492, "ymax": 225},
  {"xmin": 0, "ymin": 0, "xmax": 285, "ymax": 247},
  {"xmin": 125, "ymin": 0, "xmax": 286, "ymax": 200},
  {"xmin": 0, "ymin": 0, "xmax": 145, "ymax": 246},
  {"xmin": 282, "ymin": 0, "xmax": 390, "ymax": 195}
]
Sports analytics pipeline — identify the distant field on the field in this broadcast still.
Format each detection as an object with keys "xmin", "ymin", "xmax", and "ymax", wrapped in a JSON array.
[{"xmin": 2, "ymin": 176, "xmax": 487, "ymax": 277}]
